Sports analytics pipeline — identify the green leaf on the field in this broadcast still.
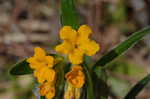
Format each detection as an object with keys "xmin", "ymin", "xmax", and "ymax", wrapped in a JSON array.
[
  {"xmin": 54, "ymin": 62, "xmax": 65, "ymax": 99},
  {"xmin": 94, "ymin": 27, "xmax": 150, "ymax": 68},
  {"xmin": 61, "ymin": 0, "xmax": 80, "ymax": 29},
  {"xmin": 93, "ymin": 67, "xmax": 109, "ymax": 99},
  {"xmin": 40, "ymin": 96, "xmax": 45, "ymax": 99},
  {"xmin": 83, "ymin": 65, "xmax": 95, "ymax": 99},
  {"xmin": 124, "ymin": 74, "xmax": 150, "ymax": 99},
  {"xmin": 9, "ymin": 59, "xmax": 33, "ymax": 75}
]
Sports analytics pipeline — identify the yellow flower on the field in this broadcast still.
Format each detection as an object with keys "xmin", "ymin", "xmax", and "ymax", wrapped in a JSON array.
[
  {"xmin": 55, "ymin": 25, "xmax": 100, "ymax": 64},
  {"xmin": 27, "ymin": 47, "xmax": 54, "ymax": 69},
  {"xmin": 27, "ymin": 47, "xmax": 56, "ymax": 83},
  {"xmin": 65, "ymin": 65, "xmax": 85, "ymax": 88},
  {"xmin": 40, "ymin": 82, "xmax": 55, "ymax": 99},
  {"xmin": 34, "ymin": 67, "xmax": 56, "ymax": 83},
  {"xmin": 27, "ymin": 47, "xmax": 57, "ymax": 99}
]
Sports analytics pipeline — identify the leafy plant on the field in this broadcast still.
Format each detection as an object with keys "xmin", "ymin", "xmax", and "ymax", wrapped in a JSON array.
[{"xmin": 9, "ymin": 0, "xmax": 150, "ymax": 99}]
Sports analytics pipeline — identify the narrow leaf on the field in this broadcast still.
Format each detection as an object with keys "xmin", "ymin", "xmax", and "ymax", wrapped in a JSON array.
[
  {"xmin": 9, "ymin": 59, "xmax": 33, "ymax": 75},
  {"xmin": 93, "ymin": 67, "xmax": 109, "ymax": 99},
  {"xmin": 61, "ymin": 0, "xmax": 80, "ymax": 29},
  {"xmin": 94, "ymin": 27, "xmax": 150, "ymax": 67},
  {"xmin": 124, "ymin": 74, "xmax": 150, "ymax": 99},
  {"xmin": 83, "ymin": 65, "xmax": 95, "ymax": 99}
]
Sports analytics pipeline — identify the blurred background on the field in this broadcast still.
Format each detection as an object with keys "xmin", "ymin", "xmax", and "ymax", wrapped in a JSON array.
[{"xmin": 0, "ymin": 0, "xmax": 150, "ymax": 99}]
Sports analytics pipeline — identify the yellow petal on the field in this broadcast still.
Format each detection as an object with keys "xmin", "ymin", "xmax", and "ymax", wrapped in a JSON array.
[
  {"xmin": 29, "ymin": 63, "xmax": 41, "ymax": 70},
  {"xmin": 55, "ymin": 41, "xmax": 73, "ymax": 54},
  {"xmin": 75, "ymin": 76, "xmax": 85, "ymax": 88},
  {"xmin": 80, "ymin": 40, "xmax": 100, "ymax": 56},
  {"xmin": 44, "ymin": 68, "xmax": 56, "ymax": 82},
  {"xmin": 27, "ymin": 57, "xmax": 45, "ymax": 69},
  {"xmin": 33, "ymin": 70, "xmax": 38, "ymax": 77},
  {"xmin": 65, "ymin": 66, "xmax": 85, "ymax": 88},
  {"xmin": 60, "ymin": 26, "xmax": 77, "ymax": 41},
  {"xmin": 68, "ymin": 48, "xmax": 84, "ymax": 64},
  {"xmin": 36, "ymin": 67, "xmax": 47, "ymax": 83},
  {"xmin": 46, "ymin": 87, "xmax": 55, "ymax": 99},
  {"xmin": 40, "ymin": 83, "xmax": 48, "ymax": 96},
  {"xmin": 27, "ymin": 57, "xmax": 37, "ymax": 69},
  {"xmin": 34, "ymin": 47, "xmax": 46, "ymax": 59},
  {"xmin": 45, "ymin": 56, "xmax": 54, "ymax": 68},
  {"xmin": 40, "ymin": 82, "xmax": 55, "ymax": 97},
  {"xmin": 78, "ymin": 25, "xmax": 92, "ymax": 38},
  {"xmin": 77, "ymin": 25, "xmax": 92, "ymax": 45},
  {"xmin": 27, "ymin": 57, "xmax": 35, "ymax": 63}
]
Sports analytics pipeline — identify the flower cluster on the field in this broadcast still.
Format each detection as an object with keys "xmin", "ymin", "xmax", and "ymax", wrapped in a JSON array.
[
  {"xmin": 55, "ymin": 25, "xmax": 100, "ymax": 64},
  {"xmin": 27, "ymin": 47, "xmax": 56, "ymax": 99},
  {"xmin": 26, "ymin": 25, "xmax": 100, "ymax": 99}
]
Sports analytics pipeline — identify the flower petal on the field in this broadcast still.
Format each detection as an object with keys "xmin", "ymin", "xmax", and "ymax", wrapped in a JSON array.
[
  {"xmin": 55, "ymin": 41, "xmax": 73, "ymax": 54},
  {"xmin": 40, "ymin": 82, "xmax": 55, "ymax": 97},
  {"xmin": 34, "ymin": 47, "xmax": 46, "ymax": 61},
  {"xmin": 65, "ymin": 65, "xmax": 85, "ymax": 88},
  {"xmin": 68, "ymin": 49, "xmax": 84, "ymax": 64},
  {"xmin": 78, "ymin": 25, "xmax": 92, "ymax": 38},
  {"xmin": 60, "ymin": 26, "xmax": 77, "ymax": 41},
  {"xmin": 36, "ymin": 67, "xmax": 47, "ymax": 83},
  {"xmin": 44, "ymin": 68, "xmax": 56, "ymax": 82},
  {"xmin": 27, "ymin": 57, "xmax": 42, "ymax": 69},
  {"xmin": 46, "ymin": 85, "xmax": 55, "ymax": 99},
  {"xmin": 80, "ymin": 40, "xmax": 100, "ymax": 56},
  {"xmin": 45, "ymin": 56, "xmax": 54, "ymax": 68}
]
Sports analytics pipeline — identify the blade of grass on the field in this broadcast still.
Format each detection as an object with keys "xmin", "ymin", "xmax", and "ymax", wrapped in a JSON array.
[
  {"xmin": 61, "ymin": 0, "xmax": 80, "ymax": 29},
  {"xmin": 94, "ymin": 27, "xmax": 150, "ymax": 68},
  {"xmin": 9, "ymin": 59, "xmax": 33, "ymax": 75},
  {"xmin": 124, "ymin": 74, "xmax": 150, "ymax": 99}
]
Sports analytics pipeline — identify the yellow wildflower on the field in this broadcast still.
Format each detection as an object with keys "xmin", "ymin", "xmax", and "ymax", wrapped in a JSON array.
[
  {"xmin": 27, "ymin": 47, "xmax": 54, "ymax": 69},
  {"xmin": 65, "ymin": 65, "xmax": 85, "ymax": 88},
  {"xmin": 40, "ymin": 82, "xmax": 55, "ymax": 99},
  {"xmin": 27, "ymin": 47, "xmax": 57, "ymax": 99},
  {"xmin": 55, "ymin": 25, "xmax": 100, "ymax": 64},
  {"xmin": 27, "ymin": 47, "xmax": 56, "ymax": 84},
  {"xmin": 33, "ymin": 67, "xmax": 56, "ymax": 83}
]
